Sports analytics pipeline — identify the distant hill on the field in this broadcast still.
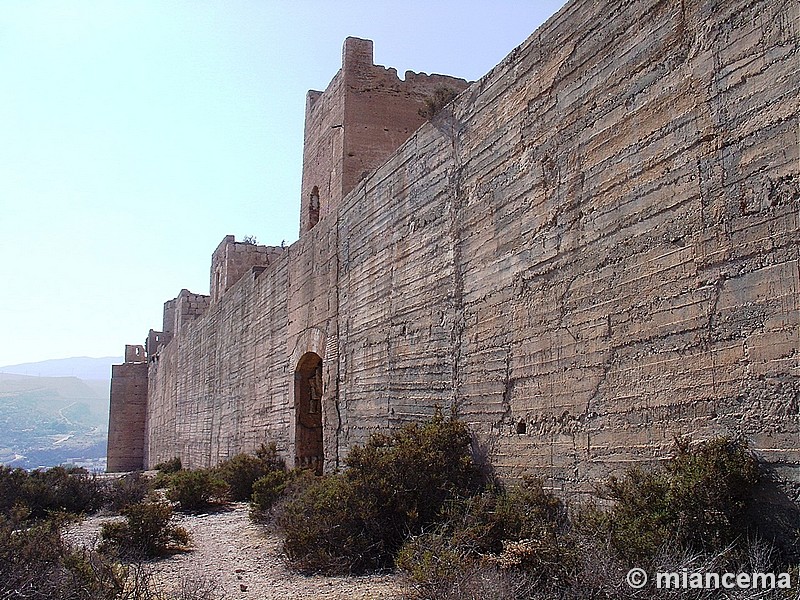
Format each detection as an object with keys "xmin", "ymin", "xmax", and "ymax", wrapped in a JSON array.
[
  {"xmin": 0, "ymin": 358, "xmax": 119, "ymax": 470},
  {"xmin": 0, "ymin": 356, "xmax": 122, "ymax": 381},
  {"xmin": 0, "ymin": 373, "xmax": 110, "ymax": 422}
]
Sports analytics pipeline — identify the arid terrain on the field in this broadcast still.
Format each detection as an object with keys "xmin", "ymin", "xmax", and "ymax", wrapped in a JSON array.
[{"xmin": 64, "ymin": 502, "xmax": 409, "ymax": 600}]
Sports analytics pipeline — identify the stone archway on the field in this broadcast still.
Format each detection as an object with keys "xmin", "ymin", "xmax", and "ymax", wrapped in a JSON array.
[{"xmin": 294, "ymin": 352, "xmax": 324, "ymax": 474}]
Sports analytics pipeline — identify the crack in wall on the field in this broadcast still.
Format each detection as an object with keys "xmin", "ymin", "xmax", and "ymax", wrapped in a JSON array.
[
  {"xmin": 444, "ymin": 112, "xmax": 467, "ymax": 416},
  {"xmin": 499, "ymin": 349, "xmax": 513, "ymax": 432}
]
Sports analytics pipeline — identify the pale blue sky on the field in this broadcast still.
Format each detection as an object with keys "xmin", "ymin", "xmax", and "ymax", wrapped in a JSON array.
[{"xmin": 0, "ymin": 1, "xmax": 566, "ymax": 366}]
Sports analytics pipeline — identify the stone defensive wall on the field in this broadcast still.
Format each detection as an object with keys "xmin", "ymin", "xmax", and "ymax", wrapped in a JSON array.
[{"xmin": 111, "ymin": 0, "xmax": 799, "ymax": 499}]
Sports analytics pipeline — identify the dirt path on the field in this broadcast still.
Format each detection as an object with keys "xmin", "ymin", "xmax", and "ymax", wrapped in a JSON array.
[{"xmin": 64, "ymin": 503, "xmax": 410, "ymax": 600}]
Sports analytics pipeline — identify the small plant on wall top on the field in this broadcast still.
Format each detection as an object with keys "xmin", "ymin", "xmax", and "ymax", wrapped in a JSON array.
[{"xmin": 419, "ymin": 86, "xmax": 459, "ymax": 120}]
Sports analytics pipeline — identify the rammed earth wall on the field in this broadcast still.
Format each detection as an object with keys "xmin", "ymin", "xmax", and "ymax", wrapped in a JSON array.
[{"xmin": 123, "ymin": 0, "xmax": 798, "ymax": 498}]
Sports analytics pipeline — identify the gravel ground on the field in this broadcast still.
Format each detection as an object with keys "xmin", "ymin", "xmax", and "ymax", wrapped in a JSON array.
[{"xmin": 63, "ymin": 503, "xmax": 410, "ymax": 600}]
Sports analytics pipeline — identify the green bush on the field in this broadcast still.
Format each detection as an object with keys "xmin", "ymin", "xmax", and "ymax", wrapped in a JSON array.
[
  {"xmin": 100, "ymin": 501, "xmax": 190, "ymax": 559},
  {"xmin": 441, "ymin": 478, "xmax": 566, "ymax": 556},
  {"xmin": 167, "ymin": 468, "xmax": 228, "ymax": 512},
  {"xmin": 103, "ymin": 472, "xmax": 152, "ymax": 512},
  {"xmin": 153, "ymin": 457, "xmax": 183, "ymax": 489},
  {"xmin": 578, "ymin": 466, "xmax": 672, "ymax": 564},
  {"xmin": 582, "ymin": 436, "xmax": 760, "ymax": 563},
  {"xmin": 280, "ymin": 474, "xmax": 374, "ymax": 574},
  {"xmin": 155, "ymin": 457, "xmax": 182, "ymax": 473},
  {"xmin": 666, "ymin": 436, "xmax": 760, "ymax": 549},
  {"xmin": 250, "ymin": 469, "xmax": 293, "ymax": 520},
  {"xmin": 344, "ymin": 413, "xmax": 478, "ymax": 531},
  {"xmin": 215, "ymin": 443, "xmax": 285, "ymax": 502},
  {"xmin": 0, "ymin": 465, "xmax": 104, "ymax": 519},
  {"xmin": 280, "ymin": 413, "xmax": 479, "ymax": 574}
]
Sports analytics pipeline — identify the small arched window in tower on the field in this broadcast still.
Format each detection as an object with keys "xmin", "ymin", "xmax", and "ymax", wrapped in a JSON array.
[
  {"xmin": 309, "ymin": 186, "xmax": 320, "ymax": 230},
  {"xmin": 516, "ymin": 419, "xmax": 527, "ymax": 435}
]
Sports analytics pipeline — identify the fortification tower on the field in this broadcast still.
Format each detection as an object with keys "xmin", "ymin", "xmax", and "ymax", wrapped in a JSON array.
[
  {"xmin": 106, "ymin": 36, "xmax": 469, "ymax": 473},
  {"xmin": 106, "ymin": 345, "xmax": 148, "ymax": 472},
  {"xmin": 298, "ymin": 37, "xmax": 469, "ymax": 235},
  {"xmin": 108, "ymin": 1, "xmax": 800, "ymax": 501}
]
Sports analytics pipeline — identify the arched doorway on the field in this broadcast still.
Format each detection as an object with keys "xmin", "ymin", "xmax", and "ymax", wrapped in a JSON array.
[{"xmin": 294, "ymin": 352, "xmax": 324, "ymax": 474}]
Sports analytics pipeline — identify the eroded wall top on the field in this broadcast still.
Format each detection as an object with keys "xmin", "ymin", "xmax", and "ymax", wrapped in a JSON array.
[
  {"xmin": 298, "ymin": 37, "xmax": 469, "ymax": 236},
  {"xmin": 210, "ymin": 235, "xmax": 284, "ymax": 305}
]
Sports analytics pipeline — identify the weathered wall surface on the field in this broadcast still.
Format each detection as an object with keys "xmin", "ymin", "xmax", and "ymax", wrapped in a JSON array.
[
  {"xmin": 107, "ymin": 359, "xmax": 148, "ymax": 472},
  {"xmin": 299, "ymin": 37, "xmax": 468, "ymax": 236},
  {"xmin": 333, "ymin": 128, "xmax": 459, "ymax": 444},
  {"xmin": 145, "ymin": 257, "xmax": 290, "ymax": 467},
  {"xmin": 134, "ymin": 0, "xmax": 798, "ymax": 498},
  {"xmin": 448, "ymin": 0, "xmax": 799, "ymax": 495},
  {"xmin": 326, "ymin": 0, "xmax": 800, "ymax": 494}
]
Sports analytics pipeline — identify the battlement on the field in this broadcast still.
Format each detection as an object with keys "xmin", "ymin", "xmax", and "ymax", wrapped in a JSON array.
[
  {"xmin": 146, "ymin": 329, "xmax": 168, "ymax": 358},
  {"xmin": 341, "ymin": 36, "xmax": 373, "ymax": 72},
  {"xmin": 211, "ymin": 235, "xmax": 284, "ymax": 304},
  {"xmin": 299, "ymin": 36, "xmax": 469, "ymax": 236},
  {"xmin": 108, "ymin": 11, "xmax": 799, "ymax": 501},
  {"xmin": 165, "ymin": 289, "xmax": 211, "ymax": 337},
  {"xmin": 124, "ymin": 344, "xmax": 146, "ymax": 363}
]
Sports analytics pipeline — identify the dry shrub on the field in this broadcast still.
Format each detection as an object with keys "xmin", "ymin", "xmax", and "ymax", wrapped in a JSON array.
[
  {"xmin": 398, "ymin": 478, "xmax": 574, "ymax": 596},
  {"xmin": 154, "ymin": 457, "xmax": 182, "ymax": 473},
  {"xmin": 279, "ymin": 412, "xmax": 479, "ymax": 574},
  {"xmin": 0, "ymin": 465, "xmax": 105, "ymax": 519},
  {"xmin": 581, "ymin": 437, "xmax": 761, "ymax": 563},
  {"xmin": 397, "ymin": 437, "xmax": 797, "ymax": 600},
  {"xmin": 250, "ymin": 467, "xmax": 307, "ymax": 522},
  {"xmin": 153, "ymin": 457, "xmax": 182, "ymax": 489},
  {"xmin": 419, "ymin": 86, "xmax": 460, "ymax": 119},
  {"xmin": 100, "ymin": 501, "xmax": 190, "ymax": 559},
  {"xmin": 104, "ymin": 472, "xmax": 153, "ymax": 512},
  {"xmin": 166, "ymin": 469, "xmax": 228, "ymax": 512},
  {"xmin": 0, "ymin": 510, "xmax": 129, "ymax": 599},
  {"xmin": 215, "ymin": 442, "xmax": 285, "ymax": 502}
]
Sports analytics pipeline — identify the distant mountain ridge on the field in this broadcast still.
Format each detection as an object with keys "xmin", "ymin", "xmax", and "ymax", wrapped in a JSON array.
[
  {"xmin": 0, "ymin": 365, "xmax": 115, "ymax": 469},
  {"xmin": 0, "ymin": 356, "xmax": 123, "ymax": 381},
  {"xmin": 0, "ymin": 372, "xmax": 108, "ymax": 398}
]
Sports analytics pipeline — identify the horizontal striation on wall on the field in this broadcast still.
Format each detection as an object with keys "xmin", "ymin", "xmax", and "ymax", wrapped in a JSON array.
[
  {"xmin": 446, "ymin": 0, "xmax": 799, "ymax": 494},
  {"xmin": 145, "ymin": 257, "xmax": 290, "ymax": 468},
  {"xmin": 142, "ymin": 0, "xmax": 798, "ymax": 497}
]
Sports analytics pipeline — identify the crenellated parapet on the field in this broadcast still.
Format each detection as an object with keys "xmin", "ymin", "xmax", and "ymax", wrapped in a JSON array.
[
  {"xmin": 210, "ymin": 235, "xmax": 284, "ymax": 305},
  {"xmin": 108, "ymin": 1, "xmax": 799, "ymax": 504},
  {"xmin": 172, "ymin": 289, "xmax": 210, "ymax": 336},
  {"xmin": 299, "ymin": 37, "xmax": 469, "ymax": 236}
]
